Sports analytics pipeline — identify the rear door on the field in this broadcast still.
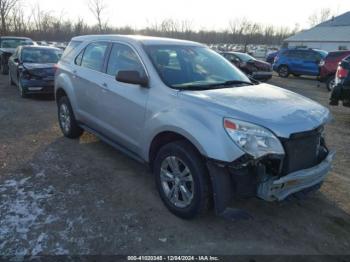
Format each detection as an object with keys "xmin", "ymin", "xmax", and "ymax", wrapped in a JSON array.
[
  {"xmin": 97, "ymin": 42, "xmax": 149, "ymax": 154},
  {"xmin": 72, "ymin": 41, "xmax": 110, "ymax": 129},
  {"xmin": 302, "ymin": 51, "xmax": 321, "ymax": 76},
  {"xmin": 288, "ymin": 50, "xmax": 304, "ymax": 74}
]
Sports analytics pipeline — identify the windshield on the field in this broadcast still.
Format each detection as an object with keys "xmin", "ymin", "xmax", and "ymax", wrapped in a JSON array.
[
  {"xmin": 145, "ymin": 45, "xmax": 251, "ymax": 89},
  {"xmin": 233, "ymin": 52, "xmax": 255, "ymax": 62},
  {"xmin": 1, "ymin": 38, "xmax": 33, "ymax": 48},
  {"xmin": 22, "ymin": 48, "xmax": 62, "ymax": 63},
  {"xmin": 315, "ymin": 49, "xmax": 328, "ymax": 58}
]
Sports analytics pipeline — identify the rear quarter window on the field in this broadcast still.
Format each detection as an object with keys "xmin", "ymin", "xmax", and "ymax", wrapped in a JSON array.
[{"xmin": 61, "ymin": 40, "xmax": 83, "ymax": 63}]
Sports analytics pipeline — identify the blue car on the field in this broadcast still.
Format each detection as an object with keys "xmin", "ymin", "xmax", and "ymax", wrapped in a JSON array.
[{"xmin": 273, "ymin": 48, "xmax": 328, "ymax": 78}]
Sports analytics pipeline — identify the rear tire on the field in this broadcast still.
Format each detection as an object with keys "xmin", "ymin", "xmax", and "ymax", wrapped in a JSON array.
[
  {"xmin": 1, "ymin": 59, "xmax": 8, "ymax": 75},
  {"xmin": 58, "ymin": 96, "xmax": 83, "ymax": 138},
  {"xmin": 326, "ymin": 75, "xmax": 336, "ymax": 92},
  {"xmin": 278, "ymin": 65, "xmax": 289, "ymax": 78},
  {"xmin": 153, "ymin": 140, "xmax": 211, "ymax": 219}
]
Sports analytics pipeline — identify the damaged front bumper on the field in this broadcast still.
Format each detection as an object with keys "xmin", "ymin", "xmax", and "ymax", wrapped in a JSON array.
[
  {"xmin": 207, "ymin": 150, "xmax": 335, "ymax": 216},
  {"xmin": 257, "ymin": 150, "xmax": 335, "ymax": 201}
]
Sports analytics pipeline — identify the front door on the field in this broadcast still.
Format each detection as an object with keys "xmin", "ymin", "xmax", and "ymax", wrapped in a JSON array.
[{"xmin": 98, "ymin": 42, "xmax": 149, "ymax": 154}]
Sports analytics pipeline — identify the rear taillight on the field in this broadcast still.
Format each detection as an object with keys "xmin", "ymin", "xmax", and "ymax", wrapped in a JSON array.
[{"xmin": 337, "ymin": 66, "xmax": 349, "ymax": 79}]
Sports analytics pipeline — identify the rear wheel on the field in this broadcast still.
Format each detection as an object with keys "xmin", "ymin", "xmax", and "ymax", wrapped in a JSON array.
[
  {"xmin": 278, "ymin": 65, "xmax": 289, "ymax": 78},
  {"xmin": 1, "ymin": 58, "xmax": 8, "ymax": 75},
  {"xmin": 58, "ymin": 96, "xmax": 83, "ymax": 138},
  {"xmin": 154, "ymin": 140, "xmax": 211, "ymax": 219},
  {"xmin": 326, "ymin": 75, "xmax": 336, "ymax": 92}
]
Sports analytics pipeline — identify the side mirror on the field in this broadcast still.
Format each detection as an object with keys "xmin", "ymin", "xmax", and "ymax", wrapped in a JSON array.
[{"xmin": 116, "ymin": 70, "xmax": 148, "ymax": 87}]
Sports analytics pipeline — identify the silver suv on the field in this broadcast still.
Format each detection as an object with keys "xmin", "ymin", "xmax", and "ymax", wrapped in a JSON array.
[{"xmin": 55, "ymin": 35, "xmax": 335, "ymax": 219}]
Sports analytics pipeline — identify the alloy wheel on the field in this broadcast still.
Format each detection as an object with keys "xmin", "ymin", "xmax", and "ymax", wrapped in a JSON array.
[
  {"xmin": 160, "ymin": 156, "xmax": 194, "ymax": 208},
  {"xmin": 59, "ymin": 103, "xmax": 71, "ymax": 134}
]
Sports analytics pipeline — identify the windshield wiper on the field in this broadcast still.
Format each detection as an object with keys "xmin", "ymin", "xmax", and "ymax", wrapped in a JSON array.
[
  {"xmin": 218, "ymin": 80, "xmax": 254, "ymax": 86},
  {"xmin": 174, "ymin": 80, "xmax": 254, "ymax": 91}
]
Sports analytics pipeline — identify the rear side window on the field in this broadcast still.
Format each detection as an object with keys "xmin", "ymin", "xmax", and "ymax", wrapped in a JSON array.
[
  {"xmin": 61, "ymin": 40, "xmax": 82, "ymax": 62},
  {"xmin": 106, "ymin": 43, "xmax": 146, "ymax": 77},
  {"xmin": 81, "ymin": 42, "xmax": 109, "ymax": 72}
]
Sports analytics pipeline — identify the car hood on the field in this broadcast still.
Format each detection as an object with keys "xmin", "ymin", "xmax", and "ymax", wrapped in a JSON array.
[
  {"xmin": 249, "ymin": 59, "xmax": 271, "ymax": 70},
  {"xmin": 23, "ymin": 63, "xmax": 56, "ymax": 70},
  {"xmin": 22, "ymin": 63, "xmax": 56, "ymax": 77},
  {"xmin": 0, "ymin": 48, "xmax": 16, "ymax": 54},
  {"xmin": 179, "ymin": 83, "xmax": 331, "ymax": 138}
]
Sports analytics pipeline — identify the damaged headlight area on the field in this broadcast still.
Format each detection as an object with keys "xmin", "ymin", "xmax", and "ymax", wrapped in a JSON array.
[{"xmin": 224, "ymin": 118, "xmax": 285, "ymax": 159}]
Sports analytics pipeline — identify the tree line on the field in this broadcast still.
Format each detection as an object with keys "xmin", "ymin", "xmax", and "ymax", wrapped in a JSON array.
[{"xmin": 0, "ymin": 0, "xmax": 325, "ymax": 46}]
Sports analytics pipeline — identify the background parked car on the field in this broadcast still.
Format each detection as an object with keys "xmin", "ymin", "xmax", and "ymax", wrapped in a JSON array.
[
  {"xmin": 8, "ymin": 45, "xmax": 62, "ymax": 98},
  {"xmin": 273, "ymin": 48, "xmax": 328, "ymax": 78},
  {"xmin": 266, "ymin": 51, "xmax": 278, "ymax": 64},
  {"xmin": 221, "ymin": 51, "xmax": 272, "ymax": 81},
  {"xmin": 319, "ymin": 50, "xmax": 350, "ymax": 91},
  {"xmin": 0, "ymin": 36, "xmax": 34, "ymax": 75},
  {"xmin": 330, "ymin": 55, "xmax": 350, "ymax": 107}
]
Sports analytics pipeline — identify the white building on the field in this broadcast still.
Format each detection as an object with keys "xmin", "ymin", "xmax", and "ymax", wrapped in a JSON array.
[{"xmin": 284, "ymin": 11, "xmax": 350, "ymax": 52}]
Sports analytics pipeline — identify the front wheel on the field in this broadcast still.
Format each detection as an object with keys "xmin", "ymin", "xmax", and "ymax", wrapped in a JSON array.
[
  {"xmin": 58, "ymin": 96, "xmax": 83, "ymax": 138},
  {"xmin": 278, "ymin": 65, "xmax": 289, "ymax": 78},
  {"xmin": 18, "ymin": 80, "xmax": 28, "ymax": 98},
  {"xmin": 326, "ymin": 75, "xmax": 336, "ymax": 92},
  {"xmin": 154, "ymin": 141, "xmax": 211, "ymax": 219},
  {"xmin": 8, "ymin": 71, "xmax": 14, "ymax": 86}
]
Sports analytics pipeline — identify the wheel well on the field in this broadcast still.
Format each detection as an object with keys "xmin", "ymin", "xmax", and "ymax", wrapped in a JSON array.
[
  {"xmin": 278, "ymin": 64, "xmax": 289, "ymax": 70},
  {"xmin": 148, "ymin": 131, "xmax": 202, "ymax": 170},
  {"xmin": 56, "ymin": 88, "xmax": 67, "ymax": 105}
]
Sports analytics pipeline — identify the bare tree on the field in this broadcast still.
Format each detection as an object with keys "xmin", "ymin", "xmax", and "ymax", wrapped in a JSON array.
[
  {"xmin": 0, "ymin": 0, "xmax": 20, "ymax": 34},
  {"xmin": 308, "ymin": 8, "xmax": 333, "ymax": 27},
  {"xmin": 88, "ymin": 0, "xmax": 107, "ymax": 32}
]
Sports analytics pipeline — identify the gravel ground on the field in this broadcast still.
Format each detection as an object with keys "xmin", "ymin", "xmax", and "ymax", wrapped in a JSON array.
[{"xmin": 0, "ymin": 74, "xmax": 350, "ymax": 256}]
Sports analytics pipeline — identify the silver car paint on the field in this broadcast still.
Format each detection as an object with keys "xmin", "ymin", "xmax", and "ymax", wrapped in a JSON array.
[{"xmin": 55, "ymin": 35, "xmax": 331, "ymax": 164}]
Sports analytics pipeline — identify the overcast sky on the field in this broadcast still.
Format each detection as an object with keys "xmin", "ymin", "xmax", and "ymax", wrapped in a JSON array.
[{"xmin": 27, "ymin": 0, "xmax": 350, "ymax": 30}]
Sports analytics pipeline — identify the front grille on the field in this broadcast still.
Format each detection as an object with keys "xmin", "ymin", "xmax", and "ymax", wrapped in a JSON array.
[{"xmin": 281, "ymin": 126, "xmax": 323, "ymax": 174}]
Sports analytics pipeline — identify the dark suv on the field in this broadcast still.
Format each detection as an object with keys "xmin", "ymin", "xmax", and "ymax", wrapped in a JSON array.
[
  {"xmin": 330, "ymin": 55, "xmax": 350, "ymax": 107},
  {"xmin": 221, "ymin": 51, "xmax": 272, "ymax": 81},
  {"xmin": 273, "ymin": 48, "xmax": 328, "ymax": 78},
  {"xmin": 319, "ymin": 50, "xmax": 350, "ymax": 91}
]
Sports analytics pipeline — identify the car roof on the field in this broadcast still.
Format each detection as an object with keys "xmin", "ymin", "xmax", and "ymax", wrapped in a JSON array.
[
  {"xmin": 22, "ymin": 45, "xmax": 61, "ymax": 51},
  {"xmin": 71, "ymin": 34, "xmax": 203, "ymax": 47},
  {"xmin": 0, "ymin": 36, "xmax": 32, "ymax": 40}
]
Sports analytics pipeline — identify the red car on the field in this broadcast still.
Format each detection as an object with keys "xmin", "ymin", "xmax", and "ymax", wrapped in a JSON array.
[
  {"xmin": 319, "ymin": 50, "xmax": 350, "ymax": 91},
  {"xmin": 221, "ymin": 51, "xmax": 272, "ymax": 82}
]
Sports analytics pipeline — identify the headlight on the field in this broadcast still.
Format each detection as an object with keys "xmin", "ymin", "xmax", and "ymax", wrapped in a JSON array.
[{"xmin": 224, "ymin": 118, "xmax": 285, "ymax": 159}]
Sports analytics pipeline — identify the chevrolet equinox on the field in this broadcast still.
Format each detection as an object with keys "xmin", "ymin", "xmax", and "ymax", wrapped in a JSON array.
[{"xmin": 55, "ymin": 35, "xmax": 335, "ymax": 219}]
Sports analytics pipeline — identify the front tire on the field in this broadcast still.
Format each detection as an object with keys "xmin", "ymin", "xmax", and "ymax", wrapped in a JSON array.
[
  {"xmin": 8, "ymin": 71, "xmax": 14, "ymax": 86},
  {"xmin": 154, "ymin": 141, "xmax": 211, "ymax": 219},
  {"xmin": 18, "ymin": 80, "xmax": 28, "ymax": 98},
  {"xmin": 58, "ymin": 96, "xmax": 83, "ymax": 138},
  {"xmin": 278, "ymin": 65, "xmax": 289, "ymax": 78}
]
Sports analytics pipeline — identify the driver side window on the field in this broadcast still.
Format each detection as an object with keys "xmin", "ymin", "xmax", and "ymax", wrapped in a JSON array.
[{"xmin": 106, "ymin": 43, "xmax": 145, "ymax": 77}]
